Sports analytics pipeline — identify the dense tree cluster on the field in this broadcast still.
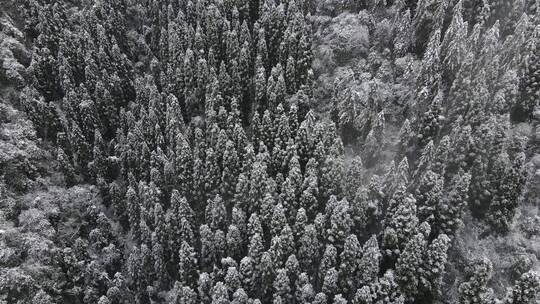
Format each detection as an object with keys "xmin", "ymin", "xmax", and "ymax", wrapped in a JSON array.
[{"xmin": 0, "ymin": 0, "xmax": 539, "ymax": 303}]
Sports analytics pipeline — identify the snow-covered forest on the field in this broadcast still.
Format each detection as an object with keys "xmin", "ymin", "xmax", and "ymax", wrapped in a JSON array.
[{"xmin": 1, "ymin": 0, "xmax": 540, "ymax": 303}]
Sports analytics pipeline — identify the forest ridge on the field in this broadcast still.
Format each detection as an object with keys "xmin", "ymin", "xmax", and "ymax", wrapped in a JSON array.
[{"xmin": 0, "ymin": 0, "xmax": 540, "ymax": 304}]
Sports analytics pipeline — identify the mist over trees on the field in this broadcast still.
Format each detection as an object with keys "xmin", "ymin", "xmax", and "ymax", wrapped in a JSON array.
[{"xmin": 1, "ymin": 0, "xmax": 540, "ymax": 303}]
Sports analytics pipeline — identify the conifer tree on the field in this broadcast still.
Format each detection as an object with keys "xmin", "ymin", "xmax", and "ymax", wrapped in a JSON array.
[
  {"xmin": 211, "ymin": 282, "xmax": 231, "ymax": 304},
  {"xmin": 57, "ymin": 146, "xmax": 77, "ymax": 186},
  {"xmin": 358, "ymin": 235, "xmax": 381, "ymax": 286},
  {"xmin": 383, "ymin": 194, "xmax": 419, "ymax": 255},
  {"xmin": 206, "ymin": 195, "xmax": 227, "ymax": 231},
  {"xmin": 273, "ymin": 268, "xmax": 292, "ymax": 303},
  {"xmin": 319, "ymin": 244, "xmax": 338, "ymax": 284},
  {"xmin": 502, "ymin": 271, "xmax": 540, "ymax": 304},
  {"xmin": 126, "ymin": 186, "xmax": 141, "ymax": 240},
  {"xmin": 313, "ymin": 293, "xmax": 328, "ymax": 304},
  {"xmin": 353, "ymin": 270, "xmax": 404, "ymax": 304},
  {"xmin": 248, "ymin": 233, "xmax": 265, "ymax": 265},
  {"xmin": 395, "ymin": 229, "xmax": 428, "ymax": 300},
  {"xmin": 200, "ymin": 224, "xmax": 215, "ymax": 270},
  {"xmin": 344, "ymin": 156, "xmax": 364, "ymax": 200},
  {"xmin": 327, "ymin": 198, "xmax": 353, "ymax": 248},
  {"xmin": 322, "ymin": 267, "xmax": 339, "ymax": 297},
  {"xmin": 260, "ymin": 251, "xmax": 275, "ymax": 299},
  {"xmin": 222, "ymin": 140, "xmax": 240, "ymax": 199},
  {"xmin": 339, "ymin": 234, "xmax": 362, "ymax": 294},
  {"xmin": 458, "ymin": 258, "xmax": 495, "ymax": 304},
  {"xmin": 422, "ymin": 233, "xmax": 451, "ymax": 299},
  {"xmin": 438, "ymin": 172, "xmax": 471, "ymax": 236},
  {"xmin": 298, "ymin": 224, "xmax": 320, "ymax": 272},
  {"xmin": 227, "ymin": 225, "xmax": 244, "ymax": 260},
  {"xmin": 225, "ymin": 267, "xmax": 242, "ymax": 295}
]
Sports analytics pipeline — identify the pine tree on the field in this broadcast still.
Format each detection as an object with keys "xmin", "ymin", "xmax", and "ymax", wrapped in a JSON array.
[
  {"xmin": 271, "ymin": 203, "xmax": 288, "ymax": 237},
  {"xmin": 357, "ymin": 235, "xmax": 381, "ymax": 286},
  {"xmin": 248, "ymin": 213, "xmax": 264, "ymax": 241},
  {"xmin": 297, "ymin": 275, "xmax": 315, "ymax": 303},
  {"xmin": 222, "ymin": 140, "xmax": 240, "ymax": 199},
  {"xmin": 418, "ymin": 92, "xmax": 443, "ymax": 149},
  {"xmin": 240, "ymin": 257, "xmax": 256, "ymax": 295},
  {"xmin": 296, "ymin": 32, "xmax": 312, "ymax": 88},
  {"xmin": 227, "ymin": 225, "xmax": 244, "ymax": 260},
  {"xmin": 266, "ymin": 64, "xmax": 286, "ymax": 109},
  {"xmin": 446, "ymin": 124, "xmax": 472, "ymax": 175},
  {"xmin": 378, "ymin": 273, "xmax": 406, "ymax": 304},
  {"xmin": 260, "ymin": 188, "xmax": 277, "ymax": 227},
  {"xmin": 395, "ymin": 230, "xmax": 428, "ymax": 300},
  {"xmin": 344, "ymin": 156, "xmax": 364, "ymax": 200},
  {"xmin": 206, "ymin": 195, "xmax": 227, "ymax": 231},
  {"xmin": 438, "ymin": 172, "xmax": 471, "ymax": 237},
  {"xmin": 211, "ymin": 282, "xmax": 231, "ymax": 304},
  {"xmin": 204, "ymin": 148, "xmax": 221, "ymax": 199},
  {"xmin": 285, "ymin": 254, "xmax": 300, "ymax": 285},
  {"xmin": 57, "ymin": 146, "xmax": 77, "ymax": 187},
  {"xmin": 254, "ymin": 60, "xmax": 267, "ymax": 112},
  {"xmin": 458, "ymin": 258, "xmax": 495, "ymax": 304},
  {"xmin": 214, "ymin": 230, "xmax": 227, "ymax": 267},
  {"xmin": 232, "ymin": 288, "xmax": 249, "ymax": 304},
  {"xmin": 313, "ymin": 293, "xmax": 328, "ymax": 304},
  {"xmin": 298, "ymin": 161, "xmax": 318, "ymax": 219},
  {"xmin": 177, "ymin": 240, "xmax": 197, "ymax": 286},
  {"xmin": 413, "ymin": 0, "xmax": 442, "ymax": 50},
  {"xmin": 363, "ymin": 130, "xmax": 381, "ymax": 166},
  {"xmin": 126, "ymin": 186, "xmax": 140, "ymax": 240},
  {"xmin": 296, "ymin": 123, "xmax": 314, "ymax": 169},
  {"xmin": 319, "ymin": 244, "xmax": 338, "ymax": 284},
  {"xmin": 327, "ymin": 198, "xmax": 353, "ymax": 248},
  {"xmin": 225, "ymin": 267, "xmax": 242, "ymax": 295},
  {"xmin": 421, "ymin": 233, "xmax": 451, "ymax": 299},
  {"xmin": 415, "ymin": 169, "xmax": 443, "ymax": 223},
  {"xmin": 393, "ymin": 9, "xmax": 413, "ymax": 57},
  {"xmin": 260, "ymin": 251, "xmax": 275, "ymax": 299},
  {"xmin": 339, "ymin": 234, "xmax": 362, "ymax": 294},
  {"xmin": 70, "ymin": 120, "xmax": 92, "ymax": 172},
  {"xmin": 199, "ymin": 224, "xmax": 215, "ymax": 270},
  {"xmin": 414, "ymin": 140, "xmax": 435, "ymax": 179},
  {"xmin": 383, "ymin": 194, "xmax": 419, "ymax": 256},
  {"xmin": 273, "ymin": 107, "xmax": 292, "ymax": 172},
  {"xmin": 284, "ymin": 155, "xmax": 303, "ymax": 217},
  {"xmin": 502, "ymin": 271, "xmax": 540, "ymax": 304},
  {"xmin": 298, "ymin": 224, "xmax": 320, "ymax": 272},
  {"xmin": 322, "ymin": 267, "xmax": 339, "ymax": 297},
  {"xmin": 273, "ymin": 268, "xmax": 292, "ymax": 303},
  {"xmin": 198, "ymin": 272, "xmax": 214, "ymax": 304},
  {"xmin": 270, "ymin": 225, "xmax": 295, "ymax": 267},
  {"xmin": 486, "ymin": 152, "xmax": 526, "ymax": 231},
  {"xmin": 397, "ymin": 119, "xmax": 414, "ymax": 158},
  {"xmin": 320, "ymin": 156, "xmax": 344, "ymax": 201},
  {"xmin": 169, "ymin": 283, "xmax": 198, "ymax": 304},
  {"xmin": 293, "ymin": 207, "xmax": 308, "ymax": 239},
  {"xmin": 248, "ymin": 233, "xmax": 265, "ymax": 265}
]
